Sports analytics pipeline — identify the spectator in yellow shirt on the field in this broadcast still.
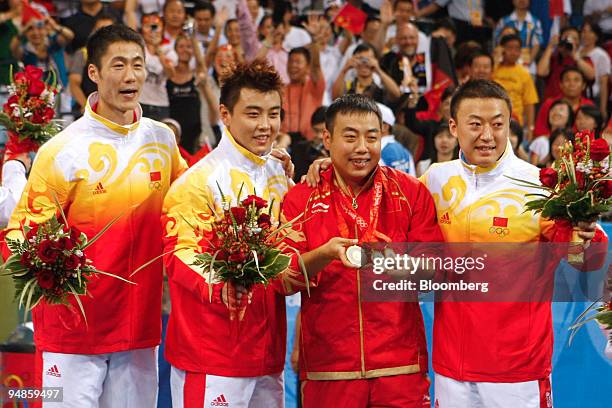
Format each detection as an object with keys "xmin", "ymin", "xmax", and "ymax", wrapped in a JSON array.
[{"xmin": 493, "ymin": 33, "xmax": 539, "ymax": 140}]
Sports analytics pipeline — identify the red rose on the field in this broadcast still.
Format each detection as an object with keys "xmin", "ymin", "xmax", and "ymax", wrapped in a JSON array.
[
  {"xmin": 25, "ymin": 65, "xmax": 43, "ymax": 81},
  {"xmin": 3, "ymin": 94, "xmax": 19, "ymax": 114},
  {"xmin": 64, "ymin": 254, "xmax": 81, "ymax": 270},
  {"xmin": 35, "ymin": 270, "xmax": 55, "ymax": 289},
  {"xmin": 20, "ymin": 251, "xmax": 32, "ymax": 266},
  {"xmin": 56, "ymin": 237, "xmax": 75, "ymax": 251},
  {"xmin": 228, "ymin": 251, "xmax": 248, "ymax": 263},
  {"xmin": 590, "ymin": 138, "xmax": 610, "ymax": 162},
  {"xmin": 601, "ymin": 180, "xmax": 612, "ymax": 199},
  {"xmin": 230, "ymin": 207, "xmax": 247, "ymax": 224},
  {"xmin": 42, "ymin": 106, "xmax": 54, "ymax": 122},
  {"xmin": 13, "ymin": 72, "xmax": 26, "ymax": 84},
  {"xmin": 27, "ymin": 79, "xmax": 46, "ymax": 97},
  {"xmin": 258, "ymin": 213, "xmax": 271, "ymax": 229},
  {"xmin": 241, "ymin": 195, "xmax": 268, "ymax": 210},
  {"xmin": 31, "ymin": 111, "xmax": 45, "ymax": 124},
  {"xmin": 539, "ymin": 168, "xmax": 558, "ymax": 188},
  {"xmin": 216, "ymin": 249, "xmax": 229, "ymax": 261},
  {"xmin": 37, "ymin": 240, "xmax": 59, "ymax": 264}
]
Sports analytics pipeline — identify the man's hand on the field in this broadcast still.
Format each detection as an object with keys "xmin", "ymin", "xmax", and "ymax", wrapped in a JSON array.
[
  {"xmin": 221, "ymin": 282, "xmax": 251, "ymax": 307},
  {"xmin": 321, "ymin": 237, "xmax": 359, "ymax": 269},
  {"xmin": 575, "ymin": 221, "xmax": 597, "ymax": 249},
  {"xmin": 271, "ymin": 147, "xmax": 294, "ymax": 180},
  {"xmin": 301, "ymin": 157, "xmax": 332, "ymax": 187},
  {"xmin": 380, "ymin": 0, "xmax": 394, "ymax": 26}
]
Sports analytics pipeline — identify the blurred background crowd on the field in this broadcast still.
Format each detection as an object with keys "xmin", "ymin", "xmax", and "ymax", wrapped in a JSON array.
[{"xmin": 0, "ymin": 0, "xmax": 610, "ymax": 178}]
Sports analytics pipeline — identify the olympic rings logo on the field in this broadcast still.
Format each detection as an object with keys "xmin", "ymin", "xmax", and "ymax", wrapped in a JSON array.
[
  {"xmin": 488, "ymin": 227, "xmax": 510, "ymax": 236},
  {"xmin": 149, "ymin": 181, "xmax": 162, "ymax": 191}
]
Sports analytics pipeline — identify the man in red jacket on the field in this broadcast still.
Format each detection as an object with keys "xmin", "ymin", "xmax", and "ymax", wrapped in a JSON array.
[
  {"xmin": 276, "ymin": 94, "xmax": 444, "ymax": 407},
  {"xmin": 3, "ymin": 25, "xmax": 188, "ymax": 407}
]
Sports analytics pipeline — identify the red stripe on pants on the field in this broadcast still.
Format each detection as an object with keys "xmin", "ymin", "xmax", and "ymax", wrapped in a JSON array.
[
  {"xmin": 539, "ymin": 377, "xmax": 553, "ymax": 408},
  {"xmin": 184, "ymin": 372, "xmax": 207, "ymax": 408}
]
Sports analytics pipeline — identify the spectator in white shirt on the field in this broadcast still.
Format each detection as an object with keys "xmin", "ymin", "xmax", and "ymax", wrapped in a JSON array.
[
  {"xmin": 580, "ymin": 18, "xmax": 610, "ymax": 121},
  {"xmin": 0, "ymin": 153, "xmax": 30, "ymax": 227}
]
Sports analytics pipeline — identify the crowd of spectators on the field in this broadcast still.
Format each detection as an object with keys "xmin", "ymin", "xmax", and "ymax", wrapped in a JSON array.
[{"xmin": 0, "ymin": 0, "xmax": 611, "ymax": 178}]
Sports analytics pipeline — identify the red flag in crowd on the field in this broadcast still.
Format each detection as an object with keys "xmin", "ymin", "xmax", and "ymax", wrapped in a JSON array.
[
  {"xmin": 549, "ymin": 0, "xmax": 564, "ymax": 17},
  {"xmin": 333, "ymin": 3, "xmax": 367, "ymax": 35},
  {"xmin": 21, "ymin": 0, "xmax": 45, "ymax": 26}
]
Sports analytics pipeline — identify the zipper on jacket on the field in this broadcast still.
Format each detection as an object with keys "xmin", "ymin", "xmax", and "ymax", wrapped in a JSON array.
[{"xmin": 356, "ymin": 269, "xmax": 366, "ymax": 377}]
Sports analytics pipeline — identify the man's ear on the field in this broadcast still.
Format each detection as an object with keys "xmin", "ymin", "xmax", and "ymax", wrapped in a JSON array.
[
  {"xmin": 219, "ymin": 104, "xmax": 231, "ymax": 128},
  {"xmin": 87, "ymin": 63, "xmax": 99, "ymax": 84},
  {"xmin": 322, "ymin": 128, "xmax": 332, "ymax": 151},
  {"xmin": 449, "ymin": 118, "xmax": 458, "ymax": 139}
]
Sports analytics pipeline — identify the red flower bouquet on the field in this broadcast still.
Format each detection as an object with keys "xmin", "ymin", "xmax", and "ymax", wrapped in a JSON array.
[
  {"xmin": 192, "ymin": 187, "xmax": 305, "ymax": 320},
  {"xmin": 509, "ymin": 130, "xmax": 611, "ymax": 263},
  {"xmin": 0, "ymin": 202, "xmax": 131, "ymax": 322},
  {"xmin": 0, "ymin": 65, "xmax": 61, "ymax": 155}
]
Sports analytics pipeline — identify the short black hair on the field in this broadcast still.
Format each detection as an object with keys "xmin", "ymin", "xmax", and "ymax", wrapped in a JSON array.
[
  {"xmin": 353, "ymin": 43, "xmax": 377, "ymax": 57},
  {"xmin": 94, "ymin": 12, "xmax": 118, "ymax": 25},
  {"xmin": 450, "ymin": 80, "xmax": 512, "ymax": 120},
  {"xmin": 87, "ymin": 24, "xmax": 145, "ymax": 69},
  {"xmin": 500, "ymin": 33, "xmax": 522, "ymax": 47},
  {"xmin": 582, "ymin": 17, "xmax": 603, "ymax": 45},
  {"xmin": 365, "ymin": 16, "xmax": 381, "ymax": 27},
  {"xmin": 193, "ymin": 1, "xmax": 216, "ymax": 17},
  {"xmin": 325, "ymin": 94, "xmax": 382, "ymax": 135},
  {"xmin": 560, "ymin": 66, "xmax": 586, "ymax": 83},
  {"xmin": 311, "ymin": 106, "xmax": 327, "ymax": 126},
  {"xmin": 224, "ymin": 18, "xmax": 238, "ymax": 36},
  {"xmin": 561, "ymin": 25, "xmax": 579, "ymax": 38},
  {"xmin": 393, "ymin": 0, "xmax": 413, "ymax": 9},
  {"xmin": 547, "ymin": 99, "xmax": 575, "ymax": 130},
  {"xmin": 470, "ymin": 51, "xmax": 494, "ymax": 67},
  {"xmin": 455, "ymin": 41, "xmax": 482, "ymax": 69},
  {"xmin": 549, "ymin": 128, "xmax": 574, "ymax": 155},
  {"xmin": 576, "ymin": 104, "xmax": 604, "ymax": 134},
  {"xmin": 289, "ymin": 46, "xmax": 311, "ymax": 65},
  {"xmin": 434, "ymin": 17, "xmax": 457, "ymax": 36},
  {"xmin": 219, "ymin": 59, "xmax": 284, "ymax": 112}
]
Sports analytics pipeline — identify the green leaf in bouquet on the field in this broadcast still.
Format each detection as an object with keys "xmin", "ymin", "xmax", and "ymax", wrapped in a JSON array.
[
  {"xmin": 261, "ymin": 248, "xmax": 283, "ymax": 268},
  {"xmin": 94, "ymin": 269, "xmax": 136, "ymax": 285},
  {"xmin": 0, "ymin": 254, "xmax": 28, "ymax": 276},
  {"xmin": 566, "ymin": 194, "xmax": 592, "ymax": 221},
  {"xmin": 67, "ymin": 283, "xmax": 87, "ymax": 325},
  {"xmin": 6, "ymin": 238, "xmax": 24, "ymax": 254},
  {"xmin": 541, "ymin": 199, "xmax": 567, "ymax": 219},
  {"xmin": 50, "ymin": 190, "xmax": 69, "ymax": 226},
  {"xmin": 524, "ymin": 198, "xmax": 548, "ymax": 213},
  {"xmin": 261, "ymin": 253, "xmax": 291, "ymax": 278},
  {"xmin": 19, "ymin": 277, "xmax": 37, "ymax": 309},
  {"xmin": 81, "ymin": 211, "xmax": 124, "ymax": 250}
]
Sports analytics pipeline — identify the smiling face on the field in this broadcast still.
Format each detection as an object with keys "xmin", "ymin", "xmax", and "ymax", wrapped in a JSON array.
[
  {"xmin": 450, "ymin": 98, "xmax": 510, "ymax": 167},
  {"xmin": 324, "ymin": 112, "xmax": 382, "ymax": 189},
  {"xmin": 220, "ymin": 88, "xmax": 281, "ymax": 156},
  {"xmin": 396, "ymin": 23, "xmax": 419, "ymax": 57},
  {"xmin": 175, "ymin": 37, "xmax": 193, "ymax": 62},
  {"xmin": 548, "ymin": 103, "xmax": 570, "ymax": 130},
  {"xmin": 88, "ymin": 41, "xmax": 146, "ymax": 125}
]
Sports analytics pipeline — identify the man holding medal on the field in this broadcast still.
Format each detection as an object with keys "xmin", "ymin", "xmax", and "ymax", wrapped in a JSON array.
[{"xmin": 274, "ymin": 94, "xmax": 444, "ymax": 407}]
